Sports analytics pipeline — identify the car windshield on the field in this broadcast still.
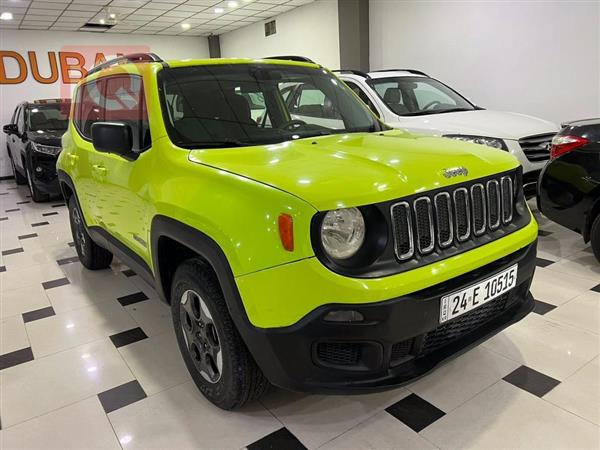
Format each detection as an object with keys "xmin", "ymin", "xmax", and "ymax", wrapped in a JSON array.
[
  {"xmin": 27, "ymin": 103, "xmax": 70, "ymax": 132},
  {"xmin": 368, "ymin": 76, "xmax": 475, "ymax": 116},
  {"xmin": 158, "ymin": 63, "xmax": 387, "ymax": 149}
]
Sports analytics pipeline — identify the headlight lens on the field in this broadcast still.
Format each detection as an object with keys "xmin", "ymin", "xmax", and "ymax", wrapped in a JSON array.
[
  {"xmin": 444, "ymin": 135, "xmax": 507, "ymax": 150},
  {"xmin": 31, "ymin": 142, "xmax": 62, "ymax": 156},
  {"xmin": 320, "ymin": 207, "xmax": 366, "ymax": 259}
]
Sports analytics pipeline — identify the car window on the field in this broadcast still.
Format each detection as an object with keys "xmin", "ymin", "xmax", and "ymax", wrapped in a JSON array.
[
  {"xmin": 104, "ymin": 76, "xmax": 150, "ymax": 150},
  {"xmin": 27, "ymin": 104, "xmax": 69, "ymax": 132},
  {"xmin": 287, "ymin": 83, "xmax": 344, "ymax": 128},
  {"xmin": 16, "ymin": 106, "xmax": 25, "ymax": 134},
  {"xmin": 75, "ymin": 79, "xmax": 106, "ymax": 139},
  {"xmin": 10, "ymin": 106, "xmax": 19, "ymax": 124},
  {"xmin": 413, "ymin": 81, "xmax": 457, "ymax": 109},
  {"xmin": 344, "ymin": 80, "xmax": 380, "ymax": 118}
]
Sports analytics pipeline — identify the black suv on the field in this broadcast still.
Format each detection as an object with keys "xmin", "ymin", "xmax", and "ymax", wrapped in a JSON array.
[
  {"xmin": 3, "ymin": 99, "xmax": 70, "ymax": 201},
  {"xmin": 538, "ymin": 118, "xmax": 600, "ymax": 261}
]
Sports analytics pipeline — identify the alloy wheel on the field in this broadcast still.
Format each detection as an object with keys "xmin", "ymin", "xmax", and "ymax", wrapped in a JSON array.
[
  {"xmin": 180, "ymin": 289, "xmax": 223, "ymax": 383},
  {"xmin": 71, "ymin": 206, "xmax": 87, "ymax": 257}
]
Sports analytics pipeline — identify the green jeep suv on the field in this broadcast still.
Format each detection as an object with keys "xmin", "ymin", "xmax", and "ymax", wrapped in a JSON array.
[{"xmin": 57, "ymin": 53, "xmax": 538, "ymax": 409}]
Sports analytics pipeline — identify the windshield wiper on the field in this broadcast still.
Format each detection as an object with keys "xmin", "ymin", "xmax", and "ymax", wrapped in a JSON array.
[
  {"xmin": 179, "ymin": 139, "xmax": 252, "ymax": 149},
  {"xmin": 403, "ymin": 107, "xmax": 473, "ymax": 116}
]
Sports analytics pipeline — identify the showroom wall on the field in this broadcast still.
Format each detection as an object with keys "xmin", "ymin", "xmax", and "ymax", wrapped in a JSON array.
[
  {"xmin": 0, "ymin": 30, "xmax": 208, "ymax": 177},
  {"xmin": 370, "ymin": 0, "xmax": 600, "ymax": 125},
  {"xmin": 220, "ymin": 0, "xmax": 340, "ymax": 70}
]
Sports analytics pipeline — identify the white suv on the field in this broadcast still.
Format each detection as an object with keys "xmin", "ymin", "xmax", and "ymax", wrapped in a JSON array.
[{"xmin": 336, "ymin": 69, "xmax": 558, "ymax": 196}]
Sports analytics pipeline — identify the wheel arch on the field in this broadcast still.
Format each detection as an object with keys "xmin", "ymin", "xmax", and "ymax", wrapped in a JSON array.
[{"xmin": 583, "ymin": 192, "xmax": 600, "ymax": 242}]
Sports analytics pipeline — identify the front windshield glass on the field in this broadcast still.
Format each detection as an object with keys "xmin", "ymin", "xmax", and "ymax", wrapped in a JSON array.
[
  {"xmin": 27, "ymin": 103, "xmax": 70, "ymax": 132},
  {"xmin": 158, "ymin": 63, "xmax": 387, "ymax": 148},
  {"xmin": 368, "ymin": 76, "xmax": 475, "ymax": 116}
]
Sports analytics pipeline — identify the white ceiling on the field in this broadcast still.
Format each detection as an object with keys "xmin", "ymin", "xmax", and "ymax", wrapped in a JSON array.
[{"xmin": 0, "ymin": 0, "xmax": 314, "ymax": 36}]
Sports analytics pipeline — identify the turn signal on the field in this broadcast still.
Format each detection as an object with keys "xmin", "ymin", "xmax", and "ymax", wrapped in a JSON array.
[
  {"xmin": 550, "ymin": 135, "xmax": 589, "ymax": 160},
  {"xmin": 278, "ymin": 213, "xmax": 294, "ymax": 251}
]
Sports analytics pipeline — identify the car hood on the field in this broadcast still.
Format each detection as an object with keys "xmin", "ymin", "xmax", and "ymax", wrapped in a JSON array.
[
  {"xmin": 390, "ymin": 109, "xmax": 558, "ymax": 140},
  {"xmin": 189, "ymin": 130, "xmax": 519, "ymax": 211},
  {"xmin": 27, "ymin": 130, "xmax": 65, "ymax": 147}
]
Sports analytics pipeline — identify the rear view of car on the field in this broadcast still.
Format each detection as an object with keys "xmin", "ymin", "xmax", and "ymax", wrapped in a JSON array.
[{"xmin": 538, "ymin": 118, "xmax": 600, "ymax": 261}]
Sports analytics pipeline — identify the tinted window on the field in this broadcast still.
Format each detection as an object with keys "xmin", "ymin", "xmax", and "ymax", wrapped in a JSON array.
[
  {"xmin": 75, "ymin": 79, "xmax": 105, "ymax": 138},
  {"xmin": 27, "ymin": 104, "xmax": 69, "ymax": 132}
]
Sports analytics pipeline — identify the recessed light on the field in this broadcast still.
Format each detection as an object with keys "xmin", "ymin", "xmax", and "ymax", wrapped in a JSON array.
[
  {"xmin": 0, "ymin": 12, "xmax": 13, "ymax": 21},
  {"xmin": 99, "ymin": 18, "xmax": 105, "ymax": 24},
  {"xmin": 181, "ymin": 22, "xmax": 191, "ymax": 30},
  {"xmin": 214, "ymin": 7, "xmax": 224, "ymax": 13},
  {"xmin": 227, "ymin": 1, "xmax": 238, "ymax": 7}
]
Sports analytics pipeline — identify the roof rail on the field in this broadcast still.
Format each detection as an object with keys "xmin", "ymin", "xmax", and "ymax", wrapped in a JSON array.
[
  {"xmin": 370, "ymin": 68, "xmax": 429, "ymax": 76},
  {"xmin": 263, "ymin": 55, "xmax": 315, "ymax": 64},
  {"xmin": 87, "ymin": 53, "xmax": 165, "ymax": 77},
  {"xmin": 331, "ymin": 69, "xmax": 371, "ymax": 79}
]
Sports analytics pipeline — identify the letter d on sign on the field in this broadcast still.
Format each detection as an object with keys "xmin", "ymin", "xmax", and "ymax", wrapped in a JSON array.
[{"xmin": 0, "ymin": 51, "xmax": 27, "ymax": 84}]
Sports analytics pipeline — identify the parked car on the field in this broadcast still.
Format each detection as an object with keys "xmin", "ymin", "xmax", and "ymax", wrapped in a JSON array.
[
  {"xmin": 57, "ymin": 54, "xmax": 538, "ymax": 410},
  {"xmin": 538, "ymin": 118, "xmax": 600, "ymax": 261},
  {"xmin": 3, "ymin": 99, "xmax": 70, "ymax": 201},
  {"xmin": 335, "ymin": 69, "xmax": 558, "ymax": 197}
]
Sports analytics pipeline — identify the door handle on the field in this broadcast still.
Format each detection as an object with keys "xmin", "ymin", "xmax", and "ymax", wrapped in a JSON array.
[{"xmin": 92, "ymin": 164, "xmax": 107, "ymax": 174}]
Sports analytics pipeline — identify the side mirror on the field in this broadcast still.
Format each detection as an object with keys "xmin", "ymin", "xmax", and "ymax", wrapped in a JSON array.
[
  {"xmin": 91, "ymin": 122, "xmax": 136, "ymax": 160},
  {"xmin": 3, "ymin": 124, "xmax": 17, "ymax": 135}
]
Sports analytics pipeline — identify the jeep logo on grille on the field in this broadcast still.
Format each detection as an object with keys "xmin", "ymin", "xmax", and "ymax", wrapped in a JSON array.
[{"xmin": 443, "ymin": 167, "xmax": 469, "ymax": 178}]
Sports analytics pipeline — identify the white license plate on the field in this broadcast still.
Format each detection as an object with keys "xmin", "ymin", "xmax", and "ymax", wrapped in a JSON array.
[{"xmin": 439, "ymin": 264, "xmax": 518, "ymax": 324}]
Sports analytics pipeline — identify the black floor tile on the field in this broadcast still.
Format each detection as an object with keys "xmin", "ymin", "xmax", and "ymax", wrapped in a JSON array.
[
  {"xmin": 503, "ymin": 365, "xmax": 560, "ymax": 397},
  {"xmin": 22, "ymin": 306, "xmax": 56, "ymax": 323},
  {"xmin": 247, "ymin": 427, "xmax": 307, "ymax": 450},
  {"xmin": 52, "ymin": 203, "xmax": 66, "ymax": 208},
  {"xmin": 117, "ymin": 291, "xmax": 148, "ymax": 306},
  {"xmin": 42, "ymin": 211, "xmax": 59, "ymax": 217},
  {"xmin": 0, "ymin": 217, "xmax": 7, "ymax": 221},
  {"xmin": 385, "ymin": 393, "xmax": 445, "ymax": 432},
  {"xmin": 2, "ymin": 247, "xmax": 23, "ymax": 256},
  {"xmin": 18, "ymin": 233, "xmax": 38, "ymax": 240},
  {"xmin": 109, "ymin": 327, "xmax": 148, "ymax": 348},
  {"xmin": 42, "ymin": 277, "xmax": 70, "ymax": 289},
  {"xmin": 56, "ymin": 256, "xmax": 80, "ymax": 266},
  {"xmin": 532, "ymin": 300, "xmax": 556, "ymax": 315},
  {"xmin": 0, "ymin": 347, "xmax": 34, "ymax": 370},
  {"xmin": 97, "ymin": 380, "xmax": 147, "ymax": 414},
  {"xmin": 535, "ymin": 257, "xmax": 555, "ymax": 268},
  {"xmin": 68, "ymin": 241, "xmax": 75, "ymax": 247},
  {"xmin": 538, "ymin": 229, "xmax": 553, "ymax": 237},
  {"xmin": 122, "ymin": 269, "xmax": 136, "ymax": 277},
  {"xmin": 31, "ymin": 221, "xmax": 50, "ymax": 227},
  {"xmin": 16, "ymin": 201, "xmax": 30, "ymax": 205},
  {"xmin": 591, "ymin": 284, "xmax": 600, "ymax": 293},
  {"xmin": 0, "ymin": 266, "xmax": 5, "ymax": 273},
  {"xmin": 5, "ymin": 208, "xmax": 20, "ymax": 213}
]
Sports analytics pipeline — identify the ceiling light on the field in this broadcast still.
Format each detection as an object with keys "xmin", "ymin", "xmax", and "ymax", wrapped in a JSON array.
[
  {"xmin": 0, "ymin": 12, "xmax": 13, "ymax": 21},
  {"xmin": 99, "ymin": 18, "xmax": 105, "ymax": 24},
  {"xmin": 228, "ymin": 1, "xmax": 238, "ymax": 7},
  {"xmin": 181, "ymin": 23, "xmax": 191, "ymax": 30},
  {"xmin": 214, "ymin": 7, "xmax": 224, "ymax": 13}
]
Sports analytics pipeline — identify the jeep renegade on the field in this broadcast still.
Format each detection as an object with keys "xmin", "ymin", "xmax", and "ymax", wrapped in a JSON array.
[{"xmin": 57, "ymin": 53, "xmax": 538, "ymax": 410}]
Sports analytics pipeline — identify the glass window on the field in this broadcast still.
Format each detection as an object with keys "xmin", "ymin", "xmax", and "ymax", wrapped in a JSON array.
[
  {"xmin": 16, "ymin": 106, "xmax": 25, "ymax": 134},
  {"xmin": 75, "ymin": 79, "xmax": 105, "ymax": 138},
  {"xmin": 158, "ymin": 64, "xmax": 387, "ymax": 149},
  {"xmin": 104, "ymin": 76, "xmax": 150, "ymax": 150},
  {"xmin": 27, "ymin": 103, "xmax": 69, "ymax": 132},
  {"xmin": 368, "ymin": 76, "xmax": 475, "ymax": 116},
  {"xmin": 344, "ymin": 80, "xmax": 380, "ymax": 118}
]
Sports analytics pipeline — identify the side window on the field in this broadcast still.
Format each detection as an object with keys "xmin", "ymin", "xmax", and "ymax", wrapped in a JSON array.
[
  {"xmin": 413, "ymin": 82, "xmax": 457, "ymax": 109},
  {"xmin": 10, "ymin": 106, "xmax": 19, "ymax": 124},
  {"xmin": 291, "ymin": 84, "xmax": 342, "ymax": 121},
  {"xmin": 104, "ymin": 76, "xmax": 150, "ymax": 150},
  {"xmin": 75, "ymin": 79, "xmax": 106, "ymax": 139},
  {"xmin": 344, "ymin": 81, "xmax": 380, "ymax": 118},
  {"xmin": 16, "ymin": 106, "xmax": 25, "ymax": 134}
]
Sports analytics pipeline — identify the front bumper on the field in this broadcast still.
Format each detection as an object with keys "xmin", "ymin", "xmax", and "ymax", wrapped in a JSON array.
[
  {"xmin": 240, "ymin": 242, "xmax": 536, "ymax": 393},
  {"xmin": 28, "ymin": 152, "xmax": 61, "ymax": 195}
]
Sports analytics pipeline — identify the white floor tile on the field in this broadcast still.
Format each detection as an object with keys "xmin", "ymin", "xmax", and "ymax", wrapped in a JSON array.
[
  {"xmin": 26, "ymin": 300, "xmax": 137, "ymax": 357},
  {"xmin": 530, "ymin": 266, "xmax": 598, "ymax": 306},
  {"xmin": 547, "ymin": 251, "xmax": 600, "ymax": 282},
  {"xmin": 124, "ymin": 297, "xmax": 171, "ymax": 336},
  {"xmin": 421, "ymin": 381, "xmax": 599, "ymax": 450},
  {"xmin": 0, "ymin": 397, "xmax": 121, "ymax": 450},
  {"xmin": 59, "ymin": 262, "xmax": 139, "ymax": 301},
  {"xmin": 483, "ymin": 313, "xmax": 599, "ymax": 380},
  {"xmin": 0, "ymin": 263, "xmax": 64, "ymax": 291},
  {"xmin": 0, "ymin": 284, "xmax": 51, "ymax": 320},
  {"xmin": 546, "ymin": 291, "xmax": 600, "ymax": 334},
  {"xmin": 0, "ymin": 339, "xmax": 134, "ymax": 427},
  {"xmin": 108, "ymin": 381, "xmax": 281, "ymax": 450},
  {"xmin": 0, "ymin": 315, "xmax": 29, "ymax": 355}
]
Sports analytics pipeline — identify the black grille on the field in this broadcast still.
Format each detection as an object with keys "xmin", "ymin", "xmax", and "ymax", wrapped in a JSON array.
[
  {"xmin": 519, "ymin": 133, "xmax": 555, "ymax": 162},
  {"xmin": 391, "ymin": 172, "xmax": 518, "ymax": 262},
  {"xmin": 419, "ymin": 294, "xmax": 508, "ymax": 356},
  {"xmin": 390, "ymin": 339, "xmax": 413, "ymax": 366},
  {"xmin": 316, "ymin": 342, "xmax": 361, "ymax": 366}
]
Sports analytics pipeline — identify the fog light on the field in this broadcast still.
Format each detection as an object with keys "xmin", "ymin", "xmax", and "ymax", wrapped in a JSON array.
[
  {"xmin": 323, "ymin": 310, "xmax": 364, "ymax": 323},
  {"xmin": 35, "ymin": 166, "xmax": 42, "ymax": 173}
]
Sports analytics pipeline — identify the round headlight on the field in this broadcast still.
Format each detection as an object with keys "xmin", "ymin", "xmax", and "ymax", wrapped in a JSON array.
[{"xmin": 320, "ymin": 207, "xmax": 366, "ymax": 260}]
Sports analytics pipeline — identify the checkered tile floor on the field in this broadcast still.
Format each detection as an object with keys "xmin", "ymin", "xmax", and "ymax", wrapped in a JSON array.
[{"xmin": 0, "ymin": 180, "xmax": 598, "ymax": 449}]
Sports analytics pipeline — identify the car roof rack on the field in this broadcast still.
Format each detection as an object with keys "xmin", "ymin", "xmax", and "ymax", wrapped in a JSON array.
[
  {"xmin": 87, "ymin": 53, "xmax": 165, "ymax": 76},
  {"xmin": 263, "ymin": 55, "xmax": 315, "ymax": 64},
  {"xmin": 32, "ymin": 98, "xmax": 71, "ymax": 104},
  {"xmin": 370, "ymin": 68, "xmax": 429, "ymax": 76},
  {"xmin": 331, "ymin": 69, "xmax": 371, "ymax": 79}
]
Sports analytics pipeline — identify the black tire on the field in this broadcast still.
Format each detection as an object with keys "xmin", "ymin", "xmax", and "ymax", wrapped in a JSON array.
[
  {"xmin": 591, "ymin": 214, "xmax": 600, "ymax": 263},
  {"xmin": 25, "ymin": 162, "xmax": 49, "ymax": 202},
  {"xmin": 9, "ymin": 154, "xmax": 27, "ymax": 185},
  {"xmin": 68, "ymin": 196, "xmax": 113, "ymax": 270},
  {"xmin": 171, "ymin": 258, "xmax": 269, "ymax": 409}
]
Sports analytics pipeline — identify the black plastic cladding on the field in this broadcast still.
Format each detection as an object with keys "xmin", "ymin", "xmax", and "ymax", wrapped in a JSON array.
[{"xmin": 311, "ymin": 167, "xmax": 530, "ymax": 279}]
